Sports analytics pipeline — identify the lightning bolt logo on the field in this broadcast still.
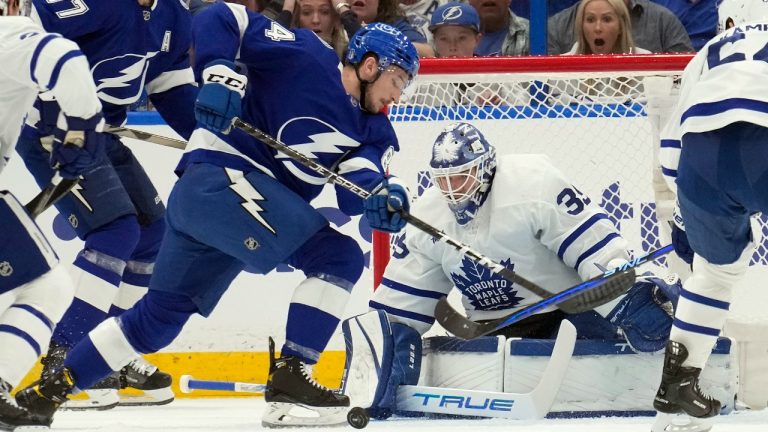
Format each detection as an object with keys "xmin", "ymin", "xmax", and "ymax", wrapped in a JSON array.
[
  {"xmin": 225, "ymin": 169, "xmax": 276, "ymax": 235},
  {"xmin": 70, "ymin": 181, "xmax": 93, "ymax": 213},
  {"xmin": 91, "ymin": 52, "xmax": 159, "ymax": 104},
  {"xmin": 275, "ymin": 131, "xmax": 360, "ymax": 160}
]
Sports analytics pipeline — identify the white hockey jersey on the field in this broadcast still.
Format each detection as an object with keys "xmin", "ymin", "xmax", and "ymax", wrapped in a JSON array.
[
  {"xmin": 372, "ymin": 154, "xmax": 630, "ymax": 334},
  {"xmin": 659, "ymin": 21, "xmax": 768, "ymax": 194},
  {"xmin": 0, "ymin": 17, "xmax": 101, "ymax": 174}
]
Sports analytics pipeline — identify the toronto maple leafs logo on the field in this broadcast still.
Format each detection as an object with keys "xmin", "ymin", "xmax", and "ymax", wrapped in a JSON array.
[
  {"xmin": 432, "ymin": 131, "xmax": 462, "ymax": 163},
  {"xmin": 450, "ymin": 257, "xmax": 524, "ymax": 311}
]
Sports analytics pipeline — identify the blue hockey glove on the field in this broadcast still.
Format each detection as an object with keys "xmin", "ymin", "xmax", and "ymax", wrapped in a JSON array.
[
  {"xmin": 671, "ymin": 204, "xmax": 694, "ymax": 265},
  {"xmin": 364, "ymin": 177, "xmax": 409, "ymax": 233},
  {"xmin": 50, "ymin": 113, "xmax": 105, "ymax": 179},
  {"xmin": 195, "ymin": 60, "xmax": 247, "ymax": 134},
  {"xmin": 606, "ymin": 272, "xmax": 681, "ymax": 353}
]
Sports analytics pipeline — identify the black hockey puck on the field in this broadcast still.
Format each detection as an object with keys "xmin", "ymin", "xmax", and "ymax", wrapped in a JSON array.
[{"xmin": 347, "ymin": 407, "xmax": 369, "ymax": 429}]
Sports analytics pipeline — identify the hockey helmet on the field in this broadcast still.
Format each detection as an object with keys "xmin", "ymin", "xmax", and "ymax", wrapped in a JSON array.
[
  {"xmin": 718, "ymin": 0, "xmax": 768, "ymax": 33},
  {"xmin": 429, "ymin": 122, "xmax": 497, "ymax": 225},
  {"xmin": 345, "ymin": 23, "xmax": 420, "ymax": 81}
]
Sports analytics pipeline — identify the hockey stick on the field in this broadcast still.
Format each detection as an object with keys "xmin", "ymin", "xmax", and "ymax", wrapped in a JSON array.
[
  {"xmin": 105, "ymin": 126, "xmax": 186, "ymax": 150},
  {"xmin": 24, "ymin": 173, "xmax": 78, "ymax": 218},
  {"xmin": 180, "ymin": 322, "xmax": 574, "ymax": 419},
  {"xmin": 231, "ymin": 117, "xmax": 587, "ymax": 313},
  {"xmin": 435, "ymin": 244, "xmax": 673, "ymax": 339}
]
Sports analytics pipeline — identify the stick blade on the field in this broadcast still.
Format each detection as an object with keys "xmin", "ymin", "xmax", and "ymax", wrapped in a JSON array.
[
  {"xmin": 558, "ymin": 268, "xmax": 636, "ymax": 313},
  {"xmin": 434, "ymin": 297, "xmax": 496, "ymax": 339}
]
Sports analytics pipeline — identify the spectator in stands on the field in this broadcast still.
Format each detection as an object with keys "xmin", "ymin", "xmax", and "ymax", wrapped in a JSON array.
[
  {"xmin": 469, "ymin": 0, "xmax": 529, "ymax": 55},
  {"xmin": 652, "ymin": 0, "xmax": 717, "ymax": 51},
  {"xmin": 567, "ymin": 0, "xmax": 650, "ymax": 54},
  {"xmin": 334, "ymin": 0, "xmax": 435, "ymax": 56},
  {"xmin": 400, "ymin": 0, "xmax": 447, "ymax": 45},
  {"xmin": 430, "ymin": 2, "xmax": 482, "ymax": 57},
  {"xmin": 279, "ymin": 0, "xmax": 348, "ymax": 59},
  {"xmin": 548, "ymin": 0, "xmax": 692, "ymax": 54}
]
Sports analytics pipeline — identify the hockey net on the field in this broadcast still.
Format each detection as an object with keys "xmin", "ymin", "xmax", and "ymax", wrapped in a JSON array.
[{"xmin": 380, "ymin": 55, "xmax": 768, "ymax": 340}]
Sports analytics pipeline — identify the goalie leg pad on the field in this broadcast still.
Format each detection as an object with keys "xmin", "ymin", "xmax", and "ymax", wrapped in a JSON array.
[{"xmin": 341, "ymin": 311, "xmax": 422, "ymax": 419}]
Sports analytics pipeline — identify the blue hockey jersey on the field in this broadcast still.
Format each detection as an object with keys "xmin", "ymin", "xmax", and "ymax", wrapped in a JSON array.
[
  {"xmin": 30, "ymin": 0, "xmax": 196, "ymax": 137},
  {"xmin": 181, "ymin": 2, "xmax": 399, "ymax": 214}
]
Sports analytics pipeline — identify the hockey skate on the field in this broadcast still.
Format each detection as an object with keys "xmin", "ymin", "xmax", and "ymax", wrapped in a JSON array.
[
  {"xmin": 651, "ymin": 340, "xmax": 720, "ymax": 432},
  {"xmin": 15, "ymin": 368, "xmax": 76, "ymax": 427},
  {"xmin": 0, "ymin": 379, "xmax": 48, "ymax": 431},
  {"xmin": 118, "ymin": 358, "xmax": 174, "ymax": 406},
  {"xmin": 39, "ymin": 341, "xmax": 119, "ymax": 411},
  {"xmin": 262, "ymin": 338, "xmax": 350, "ymax": 427}
]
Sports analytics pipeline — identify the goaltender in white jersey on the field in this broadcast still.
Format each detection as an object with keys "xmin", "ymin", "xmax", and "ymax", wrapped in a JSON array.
[
  {"xmin": 341, "ymin": 122, "xmax": 681, "ymax": 420},
  {"xmin": 0, "ymin": 5, "xmax": 104, "ymax": 429}
]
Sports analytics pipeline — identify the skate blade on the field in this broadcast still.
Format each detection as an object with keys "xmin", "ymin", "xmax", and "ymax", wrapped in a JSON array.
[
  {"xmin": 262, "ymin": 402, "xmax": 348, "ymax": 427},
  {"xmin": 118, "ymin": 387, "xmax": 175, "ymax": 407},
  {"xmin": 61, "ymin": 389, "xmax": 119, "ymax": 411},
  {"xmin": 12, "ymin": 426, "xmax": 49, "ymax": 431},
  {"xmin": 651, "ymin": 412, "xmax": 715, "ymax": 432}
]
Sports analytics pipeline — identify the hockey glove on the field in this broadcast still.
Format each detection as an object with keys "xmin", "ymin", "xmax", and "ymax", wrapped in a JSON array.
[
  {"xmin": 671, "ymin": 204, "xmax": 694, "ymax": 265},
  {"xmin": 364, "ymin": 177, "xmax": 409, "ymax": 233},
  {"xmin": 195, "ymin": 60, "xmax": 248, "ymax": 134},
  {"xmin": 50, "ymin": 113, "xmax": 105, "ymax": 179}
]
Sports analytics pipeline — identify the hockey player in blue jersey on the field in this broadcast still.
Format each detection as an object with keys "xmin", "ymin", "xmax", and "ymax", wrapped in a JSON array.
[
  {"xmin": 14, "ymin": 0, "xmax": 199, "ymax": 408},
  {"xmin": 15, "ymin": 2, "xmax": 419, "ymax": 426},
  {"xmin": 652, "ymin": 2, "xmax": 768, "ymax": 431},
  {"xmin": 0, "ymin": 0, "xmax": 105, "ymax": 428},
  {"xmin": 340, "ymin": 122, "xmax": 683, "ymax": 418}
]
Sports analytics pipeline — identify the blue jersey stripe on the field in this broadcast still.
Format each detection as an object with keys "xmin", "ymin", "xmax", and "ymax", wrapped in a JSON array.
[
  {"xmin": 0, "ymin": 324, "xmax": 41, "ymax": 356},
  {"xmin": 681, "ymin": 98, "xmax": 768, "ymax": 123},
  {"xmin": 46, "ymin": 49, "xmax": 84, "ymax": 90},
  {"xmin": 574, "ymin": 232, "xmax": 621, "ymax": 271},
  {"xmin": 680, "ymin": 288, "xmax": 730, "ymax": 310},
  {"xmin": 557, "ymin": 213, "xmax": 609, "ymax": 260},
  {"xmin": 29, "ymin": 34, "xmax": 59, "ymax": 86},
  {"xmin": 369, "ymin": 300, "xmax": 435, "ymax": 325},
  {"xmin": 660, "ymin": 139, "xmax": 681, "ymax": 149},
  {"xmin": 380, "ymin": 277, "xmax": 445, "ymax": 300},
  {"xmin": 673, "ymin": 317, "xmax": 721, "ymax": 337},
  {"xmin": 10, "ymin": 304, "xmax": 54, "ymax": 330},
  {"xmin": 661, "ymin": 166, "xmax": 678, "ymax": 178}
]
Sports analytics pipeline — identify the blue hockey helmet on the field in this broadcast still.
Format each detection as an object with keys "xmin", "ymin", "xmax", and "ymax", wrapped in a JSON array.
[
  {"xmin": 429, "ymin": 122, "xmax": 497, "ymax": 225},
  {"xmin": 345, "ymin": 23, "xmax": 420, "ymax": 81}
]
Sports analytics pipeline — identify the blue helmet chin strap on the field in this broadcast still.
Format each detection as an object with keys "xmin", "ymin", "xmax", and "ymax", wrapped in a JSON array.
[{"xmin": 353, "ymin": 55, "xmax": 383, "ymax": 114}]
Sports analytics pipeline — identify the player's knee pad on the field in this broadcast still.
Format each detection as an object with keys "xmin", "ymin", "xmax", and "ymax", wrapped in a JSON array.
[
  {"xmin": 83, "ymin": 214, "xmax": 141, "ymax": 262},
  {"xmin": 290, "ymin": 226, "xmax": 364, "ymax": 286},
  {"xmin": 119, "ymin": 290, "xmax": 198, "ymax": 354},
  {"xmin": 112, "ymin": 218, "xmax": 166, "ymax": 313},
  {"xmin": 341, "ymin": 310, "xmax": 422, "ymax": 420},
  {"xmin": 15, "ymin": 264, "xmax": 76, "ymax": 324},
  {"xmin": 686, "ymin": 250, "xmax": 751, "ymax": 302}
]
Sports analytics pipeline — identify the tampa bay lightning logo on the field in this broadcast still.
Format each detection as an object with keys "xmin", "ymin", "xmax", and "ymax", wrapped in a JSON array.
[
  {"xmin": 450, "ymin": 257, "xmax": 524, "ymax": 311},
  {"xmin": 91, "ymin": 52, "xmax": 160, "ymax": 105},
  {"xmin": 276, "ymin": 117, "xmax": 361, "ymax": 185},
  {"xmin": 442, "ymin": 5, "xmax": 463, "ymax": 20}
]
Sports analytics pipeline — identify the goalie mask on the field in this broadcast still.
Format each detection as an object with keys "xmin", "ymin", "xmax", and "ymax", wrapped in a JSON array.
[
  {"xmin": 717, "ymin": 0, "xmax": 768, "ymax": 33},
  {"xmin": 429, "ymin": 122, "xmax": 496, "ymax": 226},
  {"xmin": 0, "ymin": 0, "xmax": 30, "ymax": 15}
]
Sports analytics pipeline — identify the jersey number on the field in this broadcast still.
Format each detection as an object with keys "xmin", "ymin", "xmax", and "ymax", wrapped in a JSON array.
[
  {"xmin": 46, "ymin": 0, "xmax": 89, "ymax": 18},
  {"xmin": 264, "ymin": 22, "xmax": 295, "ymax": 42},
  {"xmin": 707, "ymin": 29, "xmax": 768, "ymax": 70},
  {"xmin": 557, "ymin": 186, "xmax": 591, "ymax": 215}
]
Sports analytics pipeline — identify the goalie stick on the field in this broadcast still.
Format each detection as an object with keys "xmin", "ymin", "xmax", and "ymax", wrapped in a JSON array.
[
  {"xmin": 232, "ymin": 118, "xmax": 587, "ymax": 313},
  {"xmin": 179, "ymin": 320, "xmax": 575, "ymax": 419},
  {"xmin": 435, "ymin": 244, "xmax": 673, "ymax": 339}
]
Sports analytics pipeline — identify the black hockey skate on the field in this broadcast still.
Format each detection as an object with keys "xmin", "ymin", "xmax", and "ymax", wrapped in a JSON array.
[
  {"xmin": 119, "ymin": 358, "xmax": 174, "ymax": 406},
  {"xmin": 0, "ymin": 379, "xmax": 48, "ymax": 431},
  {"xmin": 653, "ymin": 340, "xmax": 721, "ymax": 418},
  {"xmin": 15, "ymin": 368, "xmax": 75, "ymax": 426},
  {"xmin": 262, "ymin": 337, "xmax": 349, "ymax": 427},
  {"xmin": 40, "ymin": 340, "xmax": 119, "ymax": 411}
]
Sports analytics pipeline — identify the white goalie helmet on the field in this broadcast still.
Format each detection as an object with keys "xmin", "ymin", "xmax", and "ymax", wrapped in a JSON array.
[
  {"xmin": 718, "ymin": 0, "xmax": 768, "ymax": 33},
  {"xmin": 0, "ymin": 0, "xmax": 31, "ymax": 16}
]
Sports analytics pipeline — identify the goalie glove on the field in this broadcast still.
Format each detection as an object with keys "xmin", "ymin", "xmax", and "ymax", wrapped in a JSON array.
[{"xmin": 195, "ymin": 60, "xmax": 247, "ymax": 134}]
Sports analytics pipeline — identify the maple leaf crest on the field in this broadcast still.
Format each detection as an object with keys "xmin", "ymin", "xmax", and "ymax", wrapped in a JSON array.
[{"xmin": 450, "ymin": 256, "xmax": 524, "ymax": 311}]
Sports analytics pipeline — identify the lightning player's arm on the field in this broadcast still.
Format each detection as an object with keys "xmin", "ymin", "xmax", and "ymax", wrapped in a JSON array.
[
  {"xmin": 523, "ymin": 155, "xmax": 629, "ymax": 280},
  {"xmin": 147, "ymin": 11, "xmax": 197, "ymax": 139},
  {"xmin": 30, "ymin": 0, "xmax": 120, "ymax": 40}
]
